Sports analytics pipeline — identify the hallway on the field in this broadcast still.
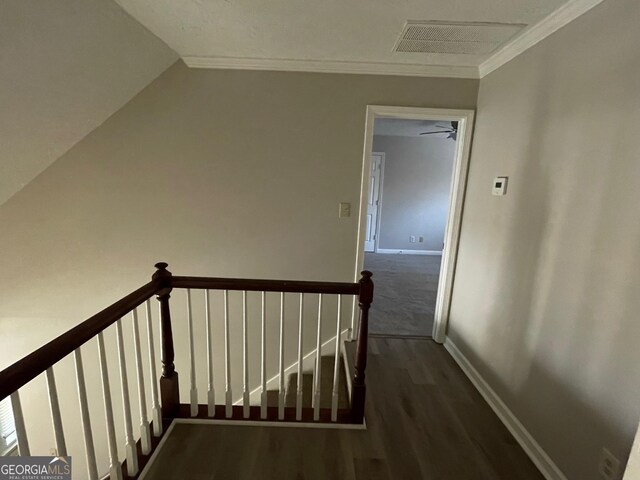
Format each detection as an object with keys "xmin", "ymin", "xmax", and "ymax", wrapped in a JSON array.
[
  {"xmin": 365, "ymin": 253, "xmax": 441, "ymax": 337},
  {"xmin": 144, "ymin": 338, "xmax": 543, "ymax": 480}
]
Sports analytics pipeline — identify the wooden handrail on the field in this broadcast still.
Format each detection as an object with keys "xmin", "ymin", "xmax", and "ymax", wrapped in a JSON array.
[
  {"xmin": 0, "ymin": 280, "xmax": 161, "ymax": 402},
  {"xmin": 171, "ymin": 276, "xmax": 360, "ymax": 295},
  {"xmin": 0, "ymin": 263, "xmax": 366, "ymax": 405},
  {"xmin": 1, "ymin": 261, "xmax": 373, "ymax": 478}
]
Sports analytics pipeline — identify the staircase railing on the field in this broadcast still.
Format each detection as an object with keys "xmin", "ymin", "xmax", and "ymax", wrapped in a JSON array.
[{"xmin": 0, "ymin": 263, "xmax": 373, "ymax": 479}]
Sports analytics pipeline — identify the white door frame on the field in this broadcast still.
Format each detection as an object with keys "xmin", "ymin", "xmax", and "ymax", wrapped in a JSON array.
[{"xmin": 354, "ymin": 105, "xmax": 475, "ymax": 343}]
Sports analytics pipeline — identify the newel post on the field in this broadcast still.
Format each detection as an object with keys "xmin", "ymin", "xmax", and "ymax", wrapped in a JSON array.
[
  {"xmin": 153, "ymin": 262, "xmax": 179, "ymax": 418},
  {"xmin": 351, "ymin": 270, "xmax": 373, "ymax": 424}
]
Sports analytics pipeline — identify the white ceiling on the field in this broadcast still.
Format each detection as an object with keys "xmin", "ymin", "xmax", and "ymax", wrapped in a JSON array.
[
  {"xmin": 114, "ymin": 0, "xmax": 569, "ymax": 74},
  {"xmin": 375, "ymin": 119, "xmax": 450, "ymax": 138},
  {"xmin": 0, "ymin": 0, "xmax": 177, "ymax": 206}
]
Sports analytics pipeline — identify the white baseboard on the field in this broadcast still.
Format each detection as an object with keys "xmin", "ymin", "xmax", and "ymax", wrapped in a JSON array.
[
  {"xmin": 444, "ymin": 338, "xmax": 568, "ymax": 480},
  {"xmin": 375, "ymin": 248, "xmax": 443, "ymax": 256}
]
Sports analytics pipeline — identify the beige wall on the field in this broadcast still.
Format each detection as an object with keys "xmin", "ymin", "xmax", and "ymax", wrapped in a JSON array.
[
  {"xmin": 0, "ymin": 62, "xmax": 477, "ymax": 477},
  {"xmin": 448, "ymin": 0, "xmax": 640, "ymax": 478},
  {"xmin": 372, "ymin": 134, "xmax": 455, "ymax": 251}
]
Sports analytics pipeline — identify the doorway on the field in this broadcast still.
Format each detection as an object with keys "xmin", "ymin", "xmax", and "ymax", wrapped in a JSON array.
[{"xmin": 354, "ymin": 106, "xmax": 475, "ymax": 342}]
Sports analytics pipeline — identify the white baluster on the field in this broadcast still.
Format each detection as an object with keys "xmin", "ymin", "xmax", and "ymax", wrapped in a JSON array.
[
  {"xmin": 45, "ymin": 367, "xmax": 67, "ymax": 456},
  {"xmin": 145, "ymin": 299, "xmax": 162, "ymax": 436},
  {"xmin": 331, "ymin": 296, "xmax": 343, "ymax": 422},
  {"xmin": 350, "ymin": 297, "xmax": 357, "ymax": 341},
  {"xmin": 115, "ymin": 319, "xmax": 138, "ymax": 476},
  {"xmin": 74, "ymin": 349, "xmax": 98, "ymax": 479},
  {"xmin": 205, "ymin": 290, "xmax": 215, "ymax": 417},
  {"xmin": 186, "ymin": 289, "xmax": 198, "ymax": 417},
  {"xmin": 278, "ymin": 292, "xmax": 285, "ymax": 420},
  {"xmin": 132, "ymin": 309, "xmax": 151, "ymax": 453},
  {"xmin": 224, "ymin": 290, "xmax": 232, "ymax": 418},
  {"xmin": 242, "ymin": 291, "xmax": 250, "ymax": 419},
  {"xmin": 260, "ymin": 292, "xmax": 267, "ymax": 419},
  {"xmin": 296, "ymin": 293, "xmax": 304, "ymax": 421},
  {"xmin": 97, "ymin": 332, "xmax": 123, "ymax": 480},
  {"xmin": 10, "ymin": 391, "xmax": 30, "ymax": 456},
  {"xmin": 313, "ymin": 294, "xmax": 323, "ymax": 421}
]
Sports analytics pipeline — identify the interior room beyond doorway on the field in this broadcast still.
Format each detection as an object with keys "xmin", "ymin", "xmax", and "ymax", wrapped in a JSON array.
[{"xmin": 364, "ymin": 118, "xmax": 457, "ymax": 337}]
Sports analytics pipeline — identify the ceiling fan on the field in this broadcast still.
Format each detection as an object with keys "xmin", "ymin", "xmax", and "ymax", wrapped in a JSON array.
[{"xmin": 420, "ymin": 121, "xmax": 458, "ymax": 140}]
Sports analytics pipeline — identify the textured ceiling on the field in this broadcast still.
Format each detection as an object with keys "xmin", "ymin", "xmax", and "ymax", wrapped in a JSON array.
[
  {"xmin": 0, "ymin": 0, "xmax": 178, "ymax": 206},
  {"xmin": 114, "ymin": 0, "xmax": 568, "ymax": 67}
]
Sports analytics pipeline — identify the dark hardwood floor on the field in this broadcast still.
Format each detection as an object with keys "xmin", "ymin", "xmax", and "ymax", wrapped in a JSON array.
[{"xmin": 144, "ymin": 338, "xmax": 544, "ymax": 480}]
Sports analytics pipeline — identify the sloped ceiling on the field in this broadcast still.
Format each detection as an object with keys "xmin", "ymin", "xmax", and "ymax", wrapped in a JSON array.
[{"xmin": 0, "ymin": 0, "xmax": 178, "ymax": 206}]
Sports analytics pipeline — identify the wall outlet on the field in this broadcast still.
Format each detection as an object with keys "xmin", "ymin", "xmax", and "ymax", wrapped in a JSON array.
[
  {"xmin": 599, "ymin": 448, "xmax": 621, "ymax": 480},
  {"xmin": 418, "ymin": 236, "xmax": 424, "ymax": 243},
  {"xmin": 409, "ymin": 235, "xmax": 416, "ymax": 243}
]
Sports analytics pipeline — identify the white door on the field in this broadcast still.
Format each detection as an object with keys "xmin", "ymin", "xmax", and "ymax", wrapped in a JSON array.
[{"xmin": 364, "ymin": 153, "xmax": 383, "ymax": 252}]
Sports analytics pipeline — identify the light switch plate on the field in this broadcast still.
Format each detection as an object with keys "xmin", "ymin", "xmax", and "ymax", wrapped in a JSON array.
[
  {"xmin": 339, "ymin": 202, "xmax": 351, "ymax": 218},
  {"xmin": 492, "ymin": 176, "xmax": 508, "ymax": 196}
]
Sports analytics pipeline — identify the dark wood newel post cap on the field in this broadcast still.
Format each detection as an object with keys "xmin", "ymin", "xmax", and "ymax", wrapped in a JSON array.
[
  {"xmin": 358, "ymin": 270, "xmax": 374, "ymax": 305},
  {"xmin": 152, "ymin": 262, "xmax": 173, "ymax": 291},
  {"xmin": 153, "ymin": 262, "xmax": 171, "ymax": 277}
]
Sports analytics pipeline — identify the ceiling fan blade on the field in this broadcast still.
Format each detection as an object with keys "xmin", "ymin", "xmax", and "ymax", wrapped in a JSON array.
[{"xmin": 420, "ymin": 130, "xmax": 451, "ymax": 135}]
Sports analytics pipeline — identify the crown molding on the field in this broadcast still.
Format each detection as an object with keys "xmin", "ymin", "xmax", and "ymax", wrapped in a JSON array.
[
  {"xmin": 479, "ymin": 0, "xmax": 604, "ymax": 78},
  {"xmin": 183, "ymin": 0, "xmax": 603, "ymax": 81},
  {"xmin": 183, "ymin": 56, "xmax": 480, "ymax": 79}
]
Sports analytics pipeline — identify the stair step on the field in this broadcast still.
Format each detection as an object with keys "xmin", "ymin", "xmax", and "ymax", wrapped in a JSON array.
[{"xmin": 266, "ymin": 355, "xmax": 349, "ymax": 409}]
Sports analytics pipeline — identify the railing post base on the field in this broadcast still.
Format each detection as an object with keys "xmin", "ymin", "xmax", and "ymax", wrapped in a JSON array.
[
  {"xmin": 160, "ymin": 373, "xmax": 180, "ymax": 418},
  {"xmin": 351, "ymin": 384, "xmax": 366, "ymax": 424},
  {"xmin": 350, "ymin": 270, "xmax": 373, "ymax": 425}
]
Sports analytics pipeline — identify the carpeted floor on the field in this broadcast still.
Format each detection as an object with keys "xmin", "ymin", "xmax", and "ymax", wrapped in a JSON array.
[{"xmin": 364, "ymin": 253, "xmax": 442, "ymax": 337}]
